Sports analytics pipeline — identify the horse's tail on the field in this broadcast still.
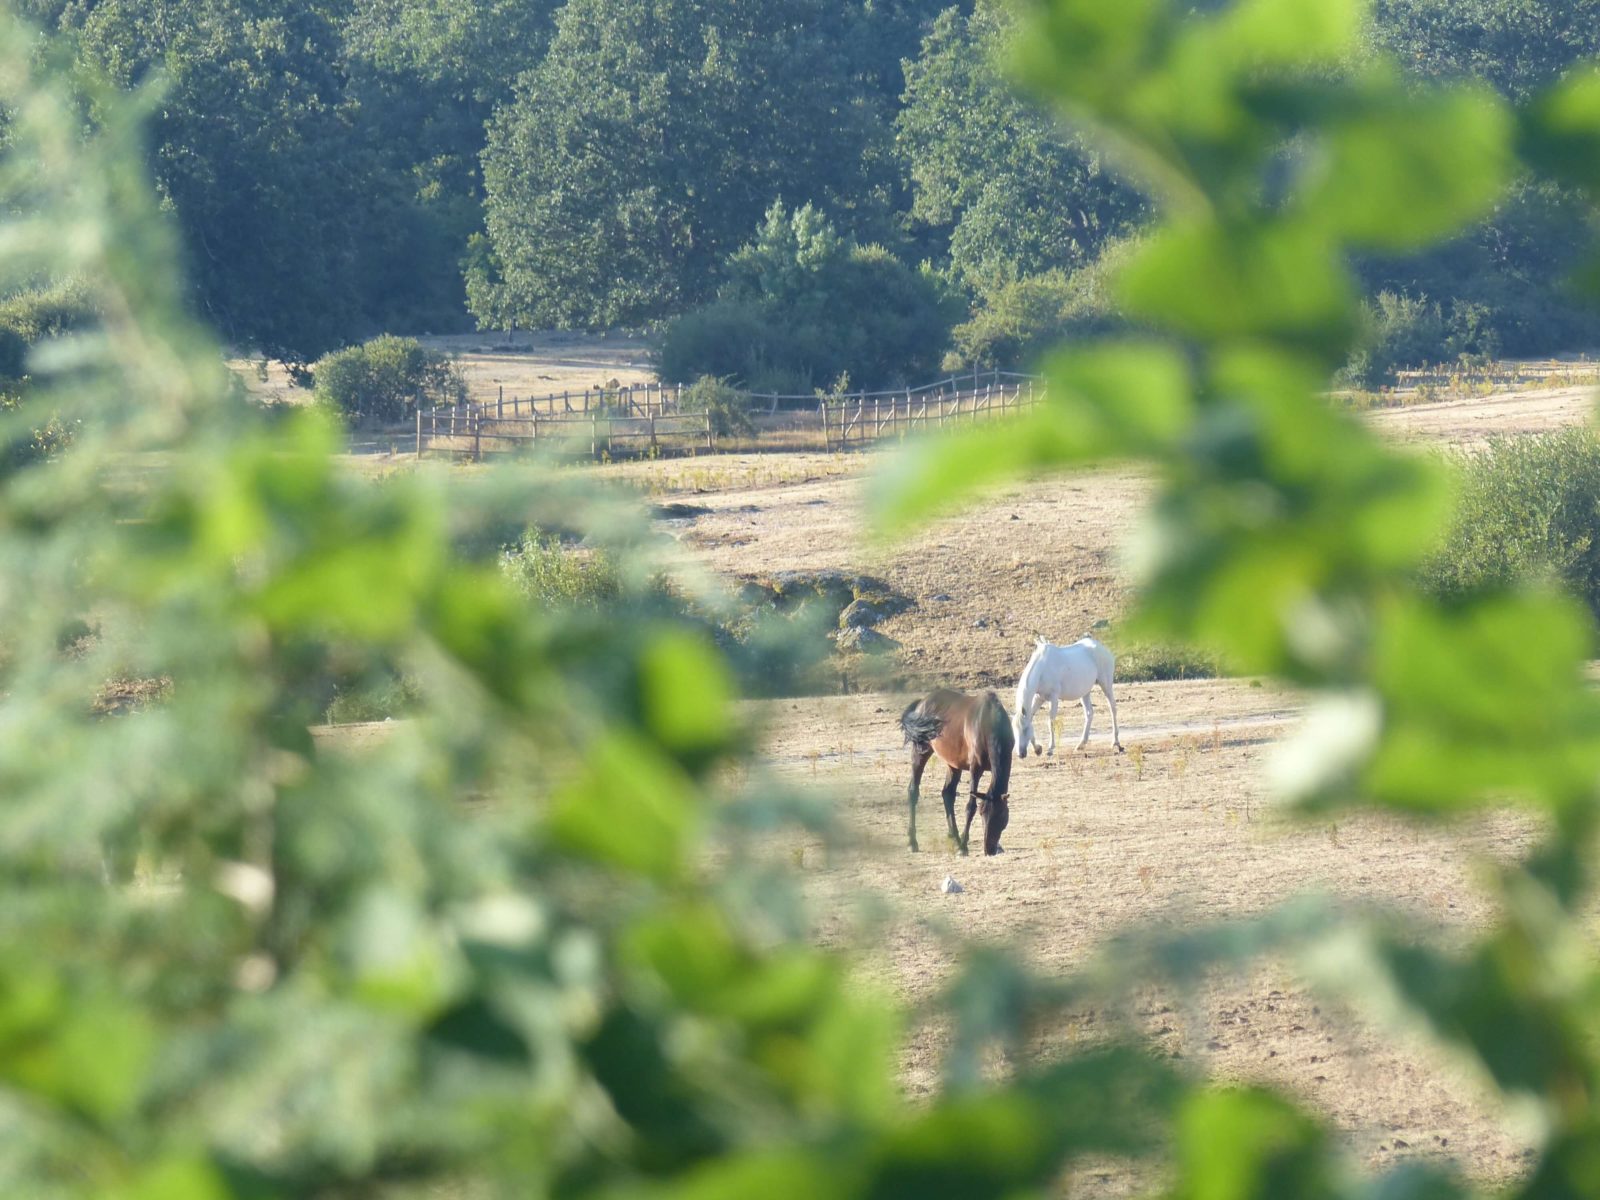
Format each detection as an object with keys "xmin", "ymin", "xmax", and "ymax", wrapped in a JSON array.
[{"xmin": 900, "ymin": 701, "xmax": 944, "ymax": 749}]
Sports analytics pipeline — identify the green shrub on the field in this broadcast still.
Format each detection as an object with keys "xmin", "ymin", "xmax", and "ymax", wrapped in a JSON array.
[
  {"xmin": 0, "ymin": 278, "xmax": 96, "ymax": 351},
  {"xmin": 657, "ymin": 302, "xmax": 769, "ymax": 387},
  {"xmin": 680, "ymin": 374, "xmax": 755, "ymax": 436},
  {"xmin": 658, "ymin": 203, "xmax": 956, "ymax": 391},
  {"xmin": 1339, "ymin": 290, "xmax": 1499, "ymax": 388},
  {"xmin": 500, "ymin": 530, "xmax": 624, "ymax": 609},
  {"xmin": 946, "ymin": 240, "xmax": 1135, "ymax": 369},
  {"xmin": 1421, "ymin": 429, "xmax": 1600, "ymax": 619},
  {"xmin": 323, "ymin": 671, "xmax": 422, "ymax": 724},
  {"xmin": 311, "ymin": 334, "xmax": 466, "ymax": 425}
]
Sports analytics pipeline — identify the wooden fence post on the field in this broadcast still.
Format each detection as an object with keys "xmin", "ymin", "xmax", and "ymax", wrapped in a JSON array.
[
  {"xmin": 497, "ymin": 385, "xmax": 503, "ymax": 420},
  {"xmin": 705, "ymin": 411, "xmax": 714, "ymax": 451},
  {"xmin": 472, "ymin": 410, "xmax": 481, "ymax": 462},
  {"xmin": 415, "ymin": 408, "xmax": 423, "ymax": 458}
]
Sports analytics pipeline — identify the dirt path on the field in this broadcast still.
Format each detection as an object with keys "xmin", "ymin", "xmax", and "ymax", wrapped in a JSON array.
[{"xmin": 760, "ymin": 682, "xmax": 1539, "ymax": 1192}]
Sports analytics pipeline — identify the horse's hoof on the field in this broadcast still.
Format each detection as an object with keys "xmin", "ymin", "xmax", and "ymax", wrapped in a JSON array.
[
  {"xmin": 1115, "ymin": 744, "xmax": 1125, "ymax": 754},
  {"xmin": 909, "ymin": 844, "xmax": 919, "ymax": 853}
]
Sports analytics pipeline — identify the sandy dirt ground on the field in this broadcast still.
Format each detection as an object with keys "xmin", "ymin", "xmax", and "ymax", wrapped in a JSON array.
[
  {"xmin": 1369, "ymin": 382, "xmax": 1597, "ymax": 447},
  {"xmin": 684, "ymin": 384, "xmax": 1592, "ymax": 1190},
  {"xmin": 762, "ymin": 684, "xmax": 1542, "ymax": 1193}
]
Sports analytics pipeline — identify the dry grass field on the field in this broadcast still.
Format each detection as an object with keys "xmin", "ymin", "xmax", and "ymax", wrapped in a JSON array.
[
  {"xmin": 659, "ymin": 383, "xmax": 1591, "ymax": 1191},
  {"xmin": 315, "ymin": 365, "xmax": 1596, "ymax": 1191}
]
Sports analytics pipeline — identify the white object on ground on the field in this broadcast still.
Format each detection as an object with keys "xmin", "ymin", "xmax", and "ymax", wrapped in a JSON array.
[{"xmin": 941, "ymin": 876, "xmax": 964, "ymax": 894}]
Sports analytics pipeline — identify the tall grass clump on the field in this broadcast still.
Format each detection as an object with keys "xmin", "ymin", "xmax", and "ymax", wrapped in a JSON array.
[
  {"xmin": 500, "ymin": 529, "xmax": 624, "ymax": 609},
  {"xmin": 1422, "ymin": 428, "xmax": 1600, "ymax": 618}
]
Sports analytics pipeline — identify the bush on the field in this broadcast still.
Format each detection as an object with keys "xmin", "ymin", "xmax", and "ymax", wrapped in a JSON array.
[
  {"xmin": 1339, "ymin": 290, "xmax": 1499, "ymax": 388},
  {"xmin": 658, "ymin": 203, "xmax": 956, "ymax": 392},
  {"xmin": 946, "ymin": 239, "xmax": 1135, "ymax": 369},
  {"xmin": 680, "ymin": 375, "xmax": 755, "ymax": 437},
  {"xmin": 311, "ymin": 334, "xmax": 466, "ymax": 425},
  {"xmin": 1350, "ymin": 178, "xmax": 1600, "ymax": 372},
  {"xmin": 657, "ymin": 302, "xmax": 770, "ymax": 388},
  {"xmin": 1420, "ymin": 430, "xmax": 1600, "ymax": 620},
  {"xmin": 500, "ymin": 530, "xmax": 624, "ymax": 610},
  {"xmin": 0, "ymin": 278, "xmax": 98, "ymax": 381}
]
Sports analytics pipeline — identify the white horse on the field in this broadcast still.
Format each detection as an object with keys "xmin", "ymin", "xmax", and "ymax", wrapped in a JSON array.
[{"xmin": 1013, "ymin": 636, "xmax": 1122, "ymax": 757}]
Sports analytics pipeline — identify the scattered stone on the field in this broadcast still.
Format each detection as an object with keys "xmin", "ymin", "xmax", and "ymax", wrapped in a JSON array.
[
  {"xmin": 838, "ymin": 598, "xmax": 885, "ymax": 630},
  {"xmin": 1009, "ymin": 513, "xmax": 1021, "ymax": 520},
  {"xmin": 836, "ymin": 626, "xmax": 901, "ymax": 654},
  {"xmin": 737, "ymin": 579, "xmax": 780, "ymax": 607},
  {"xmin": 941, "ymin": 876, "xmax": 964, "ymax": 894},
  {"xmin": 973, "ymin": 617, "xmax": 989, "ymax": 629},
  {"xmin": 930, "ymin": 593, "xmax": 953, "ymax": 602},
  {"xmin": 651, "ymin": 501, "xmax": 712, "ymax": 520},
  {"xmin": 1091, "ymin": 617, "xmax": 1112, "ymax": 631}
]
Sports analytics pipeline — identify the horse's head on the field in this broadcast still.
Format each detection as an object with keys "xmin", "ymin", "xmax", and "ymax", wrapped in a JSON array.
[
  {"xmin": 981, "ymin": 792, "xmax": 1009, "ymax": 856},
  {"xmin": 1013, "ymin": 708, "xmax": 1032, "ymax": 758}
]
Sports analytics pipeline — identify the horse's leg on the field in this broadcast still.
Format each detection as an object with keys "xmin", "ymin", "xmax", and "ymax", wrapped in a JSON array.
[
  {"xmin": 960, "ymin": 768, "xmax": 983, "ymax": 855},
  {"xmin": 1077, "ymin": 693, "xmax": 1094, "ymax": 750},
  {"xmin": 1047, "ymin": 696, "xmax": 1059, "ymax": 756},
  {"xmin": 941, "ymin": 765, "xmax": 962, "ymax": 848},
  {"xmin": 1103, "ymin": 677, "xmax": 1123, "ymax": 752},
  {"xmin": 1027, "ymin": 694, "xmax": 1044, "ymax": 756},
  {"xmin": 907, "ymin": 745, "xmax": 931, "ymax": 852}
]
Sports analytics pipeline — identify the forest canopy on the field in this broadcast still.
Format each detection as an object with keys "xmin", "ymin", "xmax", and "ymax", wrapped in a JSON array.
[{"xmin": 11, "ymin": 0, "xmax": 1600, "ymax": 379}]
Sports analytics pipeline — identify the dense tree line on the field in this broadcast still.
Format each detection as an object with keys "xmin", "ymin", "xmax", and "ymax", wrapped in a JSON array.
[{"xmin": 8, "ymin": 0, "xmax": 1600, "ymax": 379}]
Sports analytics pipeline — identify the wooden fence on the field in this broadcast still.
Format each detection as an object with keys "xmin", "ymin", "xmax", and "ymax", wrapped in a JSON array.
[
  {"xmin": 415, "ymin": 370, "xmax": 1042, "ymax": 460},
  {"xmin": 821, "ymin": 376, "xmax": 1039, "ymax": 450},
  {"xmin": 1390, "ymin": 359, "xmax": 1600, "ymax": 389},
  {"xmin": 416, "ymin": 405, "xmax": 713, "ymax": 460}
]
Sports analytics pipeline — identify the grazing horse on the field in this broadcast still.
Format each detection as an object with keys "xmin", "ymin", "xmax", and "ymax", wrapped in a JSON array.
[
  {"xmin": 900, "ymin": 689, "xmax": 1013, "ymax": 855},
  {"xmin": 1013, "ymin": 636, "xmax": 1123, "ymax": 757}
]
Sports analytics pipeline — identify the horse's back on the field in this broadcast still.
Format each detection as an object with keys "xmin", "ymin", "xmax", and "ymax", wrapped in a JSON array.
[
  {"xmin": 1037, "ymin": 641, "xmax": 1102, "ymax": 697},
  {"xmin": 1075, "ymin": 636, "xmax": 1116, "ymax": 687}
]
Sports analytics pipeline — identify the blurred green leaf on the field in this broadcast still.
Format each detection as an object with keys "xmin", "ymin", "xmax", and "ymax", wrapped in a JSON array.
[
  {"xmin": 1520, "ymin": 66, "xmax": 1600, "ymax": 197},
  {"xmin": 545, "ymin": 735, "xmax": 701, "ymax": 881},
  {"xmin": 639, "ymin": 629, "xmax": 737, "ymax": 758},
  {"xmin": 1306, "ymin": 84, "xmax": 1513, "ymax": 251},
  {"xmin": 1365, "ymin": 592, "xmax": 1600, "ymax": 812},
  {"xmin": 1117, "ymin": 219, "xmax": 1356, "ymax": 357},
  {"xmin": 871, "ymin": 342, "xmax": 1189, "ymax": 534},
  {"xmin": 1169, "ymin": 1088, "xmax": 1340, "ymax": 1200}
]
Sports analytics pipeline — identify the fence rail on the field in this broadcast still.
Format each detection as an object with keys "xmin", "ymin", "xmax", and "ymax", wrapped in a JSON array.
[
  {"xmin": 1390, "ymin": 359, "xmax": 1600, "ymax": 389},
  {"xmin": 415, "ymin": 370, "xmax": 1043, "ymax": 460}
]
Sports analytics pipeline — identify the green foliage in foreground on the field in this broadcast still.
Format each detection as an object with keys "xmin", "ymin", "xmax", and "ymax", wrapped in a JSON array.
[
  {"xmin": 1423, "ymin": 429, "xmax": 1600, "ymax": 619},
  {"xmin": 945, "ymin": 237, "xmax": 1136, "ymax": 370},
  {"xmin": 11, "ymin": 2, "xmax": 1600, "ymax": 1200},
  {"xmin": 312, "ymin": 334, "xmax": 466, "ymax": 425}
]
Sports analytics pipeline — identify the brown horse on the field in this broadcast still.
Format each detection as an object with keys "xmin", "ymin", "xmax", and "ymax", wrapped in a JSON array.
[{"xmin": 900, "ymin": 688, "xmax": 1014, "ymax": 856}]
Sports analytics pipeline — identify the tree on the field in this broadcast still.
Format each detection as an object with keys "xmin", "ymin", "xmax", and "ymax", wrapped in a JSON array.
[
  {"xmin": 72, "ymin": 0, "xmax": 380, "ymax": 362},
  {"xmin": 1353, "ymin": 2, "xmax": 1600, "ymax": 362},
  {"xmin": 896, "ymin": 1, "xmax": 1145, "ymax": 296},
  {"xmin": 478, "ymin": 0, "xmax": 896, "ymax": 329},
  {"xmin": 1369, "ymin": 0, "xmax": 1600, "ymax": 101}
]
